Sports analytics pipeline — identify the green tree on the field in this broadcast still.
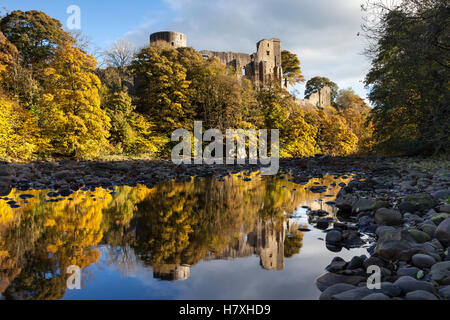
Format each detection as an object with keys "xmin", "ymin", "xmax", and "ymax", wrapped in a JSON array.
[
  {"xmin": 0, "ymin": 10, "xmax": 74, "ymax": 67},
  {"xmin": 363, "ymin": 0, "xmax": 449, "ymax": 155},
  {"xmin": 281, "ymin": 50, "xmax": 305, "ymax": 87},
  {"xmin": 304, "ymin": 76, "xmax": 338, "ymax": 103}
]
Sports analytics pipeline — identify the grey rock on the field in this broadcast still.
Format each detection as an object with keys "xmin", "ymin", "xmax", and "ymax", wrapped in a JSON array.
[
  {"xmin": 376, "ymin": 240, "xmax": 414, "ymax": 261},
  {"xmin": 402, "ymin": 193, "xmax": 439, "ymax": 212},
  {"xmin": 347, "ymin": 256, "xmax": 364, "ymax": 270},
  {"xmin": 405, "ymin": 290, "xmax": 438, "ymax": 300},
  {"xmin": 375, "ymin": 208, "xmax": 402, "ymax": 226},
  {"xmin": 361, "ymin": 293, "xmax": 390, "ymax": 300},
  {"xmin": 439, "ymin": 204, "xmax": 450, "ymax": 214},
  {"xmin": 363, "ymin": 256, "xmax": 386, "ymax": 270},
  {"xmin": 376, "ymin": 282, "xmax": 402, "ymax": 297},
  {"xmin": 375, "ymin": 226, "xmax": 396, "ymax": 238},
  {"xmin": 315, "ymin": 273, "xmax": 366, "ymax": 292},
  {"xmin": 435, "ymin": 218, "xmax": 450, "ymax": 246},
  {"xmin": 319, "ymin": 283, "xmax": 356, "ymax": 300},
  {"xmin": 419, "ymin": 224, "xmax": 437, "ymax": 237},
  {"xmin": 331, "ymin": 287, "xmax": 373, "ymax": 300},
  {"xmin": 432, "ymin": 190, "xmax": 450, "ymax": 200},
  {"xmin": 438, "ymin": 286, "xmax": 450, "ymax": 299},
  {"xmin": 397, "ymin": 267, "xmax": 421, "ymax": 278},
  {"xmin": 326, "ymin": 257, "xmax": 347, "ymax": 272},
  {"xmin": 430, "ymin": 261, "xmax": 450, "ymax": 284},
  {"xmin": 411, "ymin": 253, "xmax": 436, "ymax": 269},
  {"xmin": 393, "ymin": 276, "xmax": 435, "ymax": 294},
  {"xmin": 326, "ymin": 230, "xmax": 342, "ymax": 244},
  {"xmin": 352, "ymin": 198, "xmax": 376, "ymax": 214}
]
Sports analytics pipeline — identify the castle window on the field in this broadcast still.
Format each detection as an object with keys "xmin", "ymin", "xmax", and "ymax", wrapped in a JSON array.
[
  {"xmin": 267, "ymin": 51, "xmax": 270, "ymax": 56},
  {"xmin": 180, "ymin": 35, "xmax": 182, "ymax": 40},
  {"xmin": 242, "ymin": 67, "xmax": 246, "ymax": 76},
  {"xmin": 171, "ymin": 42, "xmax": 174, "ymax": 46}
]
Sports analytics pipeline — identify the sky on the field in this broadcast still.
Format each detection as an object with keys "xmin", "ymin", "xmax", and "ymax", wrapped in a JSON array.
[{"xmin": 0, "ymin": 0, "xmax": 372, "ymax": 101}]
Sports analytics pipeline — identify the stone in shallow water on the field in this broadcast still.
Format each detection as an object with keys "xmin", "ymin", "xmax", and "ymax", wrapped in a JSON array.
[
  {"xmin": 19, "ymin": 194, "xmax": 34, "ymax": 199},
  {"xmin": 325, "ymin": 230, "xmax": 342, "ymax": 244}
]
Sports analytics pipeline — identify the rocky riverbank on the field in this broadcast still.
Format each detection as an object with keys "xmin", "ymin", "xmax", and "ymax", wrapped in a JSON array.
[
  {"xmin": 314, "ymin": 157, "xmax": 450, "ymax": 300},
  {"xmin": 1, "ymin": 156, "xmax": 449, "ymax": 300}
]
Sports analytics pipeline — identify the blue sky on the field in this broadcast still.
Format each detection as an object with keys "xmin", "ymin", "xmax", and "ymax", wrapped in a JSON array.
[{"xmin": 1, "ymin": 0, "xmax": 372, "ymax": 101}]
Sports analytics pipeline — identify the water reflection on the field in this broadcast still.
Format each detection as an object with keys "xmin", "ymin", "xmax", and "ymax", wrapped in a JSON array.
[{"xmin": 0, "ymin": 171, "xmax": 352, "ymax": 299}]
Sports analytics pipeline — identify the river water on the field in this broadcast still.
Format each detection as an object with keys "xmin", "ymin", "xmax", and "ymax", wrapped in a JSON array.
[{"xmin": 0, "ymin": 171, "xmax": 369, "ymax": 300}]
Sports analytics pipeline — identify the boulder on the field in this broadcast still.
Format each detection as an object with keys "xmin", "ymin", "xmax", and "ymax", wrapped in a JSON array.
[
  {"xmin": 331, "ymin": 287, "xmax": 373, "ymax": 300},
  {"xmin": 319, "ymin": 283, "xmax": 356, "ymax": 300},
  {"xmin": 325, "ymin": 230, "xmax": 342, "ymax": 244},
  {"xmin": 435, "ymin": 218, "xmax": 450, "ymax": 246},
  {"xmin": 361, "ymin": 293, "xmax": 390, "ymax": 300},
  {"xmin": 375, "ymin": 208, "xmax": 402, "ymax": 226},
  {"xmin": 430, "ymin": 261, "xmax": 450, "ymax": 285},
  {"xmin": 405, "ymin": 290, "xmax": 438, "ymax": 300},
  {"xmin": 352, "ymin": 198, "xmax": 376, "ymax": 214},
  {"xmin": 393, "ymin": 276, "xmax": 435, "ymax": 294},
  {"xmin": 400, "ymin": 193, "xmax": 439, "ymax": 213},
  {"xmin": 315, "ymin": 273, "xmax": 366, "ymax": 292},
  {"xmin": 408, "ymin": 229, "xmax": 431, "ymax": 243},
  {"xmin": 411, "ymin": 253, "xmax": 436, "ymax": 269}
]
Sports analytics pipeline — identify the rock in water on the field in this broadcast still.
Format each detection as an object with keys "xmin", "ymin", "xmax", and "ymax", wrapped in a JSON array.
[{"xmin": 326, "ymin": 230, "xmax": 342, "ymax": 244}]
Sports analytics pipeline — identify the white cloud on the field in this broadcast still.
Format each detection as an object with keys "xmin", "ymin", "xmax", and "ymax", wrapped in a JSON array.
[{"xmin": 122, "ymin": 0, "xmax": 372, "ymax": 101}]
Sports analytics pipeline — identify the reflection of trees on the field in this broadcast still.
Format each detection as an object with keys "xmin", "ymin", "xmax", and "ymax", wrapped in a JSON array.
[
  {"xmin": 284, "ymin": 221, "xmax": 304, "ymax": 258},
  {"xmin": 0, "ymin": 172, "xmax": 347, "ymax": 298}
]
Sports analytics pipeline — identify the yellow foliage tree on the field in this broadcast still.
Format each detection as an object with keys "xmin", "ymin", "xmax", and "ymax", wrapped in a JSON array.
[{"xmin": 38, "ymin": 42, "xmax": 111, "ymax": 158}]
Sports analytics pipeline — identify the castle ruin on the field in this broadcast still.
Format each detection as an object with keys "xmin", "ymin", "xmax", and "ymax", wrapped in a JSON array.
[
  {"xmin": 150, "ymin": 31, "xmax": 331, "ymax": 108},
  {"xmin": 150, "ymin": 31, "xmax": 284, "ymax": 89}
]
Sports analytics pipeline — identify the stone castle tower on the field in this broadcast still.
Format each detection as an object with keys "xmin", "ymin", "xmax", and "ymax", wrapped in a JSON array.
[
  {"xmin": 150, "ymin": 31, "xmax": 187, "ymax": 48},
  {"xmin": 150, "ymin": 31, "xmax": 284, "ymax": 88}
]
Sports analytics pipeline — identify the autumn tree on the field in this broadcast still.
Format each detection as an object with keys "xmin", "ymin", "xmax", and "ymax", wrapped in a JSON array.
[
  {"xmin": 38, "ymin": 42, "xmax": 111, "ymax": 158},
  {"xmin": 102, "ymin": 89, "xmax": 166, "ymax": 156},
  {"xmin": 131, "ymin": 46, "xmax": 192, "ymax": 135},
  {"xmin": 281, "ymin": 50, "xmax": 305, "ymax": 87}
]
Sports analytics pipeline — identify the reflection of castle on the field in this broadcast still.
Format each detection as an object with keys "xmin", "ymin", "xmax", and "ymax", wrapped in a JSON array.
[
  {"xmin": 153, "ymin": 264, "xmax": 190, "ymax": 281},
  {"xmin": 206, "ymin": 219, "xmax": 286, "ymax": 271},
  {"xmin": 151, "ymin": 219, "xmax": 286, "ymax": 281}
]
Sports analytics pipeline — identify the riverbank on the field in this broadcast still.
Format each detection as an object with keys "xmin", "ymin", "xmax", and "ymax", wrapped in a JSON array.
[{"xmin": 1, "ymin": 156, "xmax": 449, "ymax": 300}]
